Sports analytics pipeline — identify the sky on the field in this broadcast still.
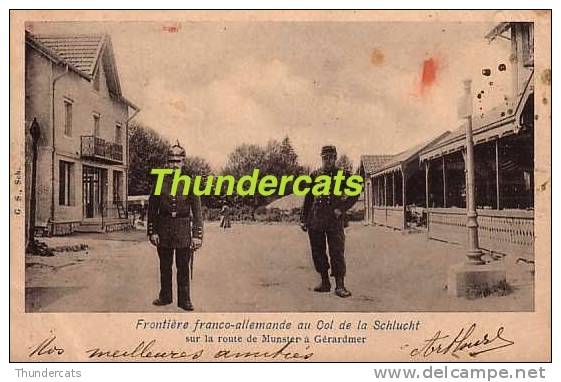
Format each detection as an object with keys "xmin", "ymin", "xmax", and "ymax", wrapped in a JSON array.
[{"xmin": 28, "ymin": 20, "xmax": 512, "ymax": 171}]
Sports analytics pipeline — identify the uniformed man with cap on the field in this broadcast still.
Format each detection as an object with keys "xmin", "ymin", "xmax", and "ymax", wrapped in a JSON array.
[
  {"xmin": 300, "ymin": 145, "xmax": 358, "ymax": 298},
  {"xmin": 147, "ymin": 142, "xmax": 203, "ymax": 311}
]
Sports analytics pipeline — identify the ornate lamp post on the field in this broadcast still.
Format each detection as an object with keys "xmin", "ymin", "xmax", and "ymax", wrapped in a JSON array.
[
  {"xmin": 461, "ymin": 79, "xmax": 485, "ymax": 265},
  {"xmin": 26, "ymin": 118, "xmax": 41, "ymax": 252},
  {"xmin": 447, "ymin": 78, "xmax": 505, "ymax": 297}
]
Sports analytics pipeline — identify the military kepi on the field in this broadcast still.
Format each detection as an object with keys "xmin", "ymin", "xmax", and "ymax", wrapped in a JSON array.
[{"xmin": 320, "ymin": 145, "xmax": 337, "ymax": 157}]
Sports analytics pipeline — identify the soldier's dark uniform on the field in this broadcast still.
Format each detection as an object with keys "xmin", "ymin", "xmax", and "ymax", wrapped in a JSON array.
[
  {"xmin": 147, "ymin": 147, "xmax": 203, "ymax": 311},
  {"xmin": 301, "ymin": 145, "xmax": 358, "ymax": 298}
]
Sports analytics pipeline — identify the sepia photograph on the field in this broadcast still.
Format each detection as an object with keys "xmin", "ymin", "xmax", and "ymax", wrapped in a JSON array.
[{"xmin": 9, "ymin": 9, "xmax": 551, "ymax": 363}]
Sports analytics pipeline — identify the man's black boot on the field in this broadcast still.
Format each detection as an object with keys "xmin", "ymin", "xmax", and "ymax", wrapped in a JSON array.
[
  {"xmin": 178, "ymin": 280, "xmax": 193, "ymax": 311},
  {"xmin": 152, "ymin": 298, "xmax": 172, "ymax": 306},
  {"xmin": 178, "ymin": 300, "xmax": 194, "ymax": 311},
  {"xmin": 314, "ymin": 273, "xmax": 331, "ymax": 292},
  {"xmin": 334, "ymin": 277, "xmax": 352, "ymax": 298}
]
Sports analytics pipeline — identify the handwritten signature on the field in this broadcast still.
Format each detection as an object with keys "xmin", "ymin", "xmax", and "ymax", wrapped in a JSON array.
[
  {"xmin": 28, "ymin": 334, "xmax": 65, "ymax": 358},
  {"xmin": 85, "ymin": 339, "xmax": 314, "ymax": 360},
  {"xmin": 404, "ymin": 323, "xmax": 514, "ymax": 359}
]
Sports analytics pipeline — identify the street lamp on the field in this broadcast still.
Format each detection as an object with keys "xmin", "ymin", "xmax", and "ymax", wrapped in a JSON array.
[
  {"xmin": 26, "ymin": 118, "xmax": 41, "ymax": 253},
  {"xmin": 447, "ymin": 78, "xmax": 505, "ymax": 297},
  {"xmin": 460, "ymin": 79, "xmax": 485, "ymax": 265}
]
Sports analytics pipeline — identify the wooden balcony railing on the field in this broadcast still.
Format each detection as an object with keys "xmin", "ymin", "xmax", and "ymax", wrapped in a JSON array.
[{"xmin": 81, "ymin": 136, "xmax": 123, "ymax": 164}]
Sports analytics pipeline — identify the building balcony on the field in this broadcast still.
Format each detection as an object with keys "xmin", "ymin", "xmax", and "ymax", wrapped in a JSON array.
[{"xmin": 81, "ymin": 135, "xmax": 123, "ymax": 164}]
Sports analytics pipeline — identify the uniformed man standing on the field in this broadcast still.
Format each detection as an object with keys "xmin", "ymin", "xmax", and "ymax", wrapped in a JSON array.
[
  {"xmin": 148, "ymin": 142, "xmax": 203, "ymax": 311},
  {"xmin": 300, "ymin": 145, "xmax": 358, "ymax": 298}
]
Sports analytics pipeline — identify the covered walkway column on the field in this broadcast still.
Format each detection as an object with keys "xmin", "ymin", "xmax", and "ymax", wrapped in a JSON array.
[
  {"xmin": 442, "ymin": 156, "xmax": 447, "ymax": 208},
  {"xmin": 425, "ymin": 161, "xmax": 430, "ymax": 208},
  {"xmin": 495, "ymin": 139, "xmax": 501, "ymax": 210},
  {"xmin": 401, "ymin": 166, "xmax": 407, "ymax": 230},
  {"xmin": 383, "ymin": 174, "xmax": 387, "ymax": 206},
  {"xmin": 364, "ymin": 180, "xmax": 370, "ymax": 223},
  {"xmin": 392, "ymin": 171, "xmax": 395, "ymax": 207},
  {"xmin": 376, "ymin": 176, "xmax": 383, "ymax": 206}
]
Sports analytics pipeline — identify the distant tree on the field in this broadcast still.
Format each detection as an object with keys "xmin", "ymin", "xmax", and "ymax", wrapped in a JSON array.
[
  {"xmin": 301, "ymin": 164, "xmax": 312, "ymax": 175},
  {"xmin": 183, "ymin": 155, "xmax": 212, "ymax": 177},
  {"xmin": 183, "ymin": 155, "xmax": 217, "ymax": 208},
  {"xmin": 222, "ymin": 143, "xmax": 267, "ymax": 177},
  {"xmin": 221, "ymin": 137, "xmax": 306, "ymax": 207},
  {"xmin": 264, "ymin": 136, "xmax": 303, "ymax": 177},
  {"xmin": 279, "ymin": 136, "xmax": 301, "ymax": 173},
  {"xmin": 128, "ymin": 121, "xmax": 171, "ymax": 195},
  {"xmin": 336, "ymin": 153, "xmax": 354, "ymax": 173},
  {"xmin": 220, "ymin": 144, "xmax": 264, "ymax": 207}
]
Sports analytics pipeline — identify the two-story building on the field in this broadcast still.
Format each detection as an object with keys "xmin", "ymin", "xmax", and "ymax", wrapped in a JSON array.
[{"xmin": 25, "ymin": 31, "xmax": 139, "ymax": 236}]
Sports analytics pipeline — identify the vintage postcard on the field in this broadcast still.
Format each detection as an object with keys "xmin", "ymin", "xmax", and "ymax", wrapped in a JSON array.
[{"xmin": 9, "ymin": 10, "xmax": 551, "ymax": 362}]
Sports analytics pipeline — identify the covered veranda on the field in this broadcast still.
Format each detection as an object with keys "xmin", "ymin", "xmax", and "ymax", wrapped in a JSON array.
[{"xmin": 419, "ymin": 74, "xmax": 534, "ymax": 257}]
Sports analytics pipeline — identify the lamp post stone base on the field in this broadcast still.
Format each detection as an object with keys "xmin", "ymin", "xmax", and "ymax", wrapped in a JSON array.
[{"xmin": 447, "ymin": 262, "xmax": 506, "ymax": 298}]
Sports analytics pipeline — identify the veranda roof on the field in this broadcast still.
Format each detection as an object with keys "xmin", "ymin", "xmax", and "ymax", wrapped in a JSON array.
[{"xmin": 419, "ymin": 70, "xmax": 534, "ymax": 162}]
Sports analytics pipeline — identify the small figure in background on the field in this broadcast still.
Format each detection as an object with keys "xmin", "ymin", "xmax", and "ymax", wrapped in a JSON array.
[{"xmin": 219, "ymin": 202, "xmax": 232, "ymax": 230}]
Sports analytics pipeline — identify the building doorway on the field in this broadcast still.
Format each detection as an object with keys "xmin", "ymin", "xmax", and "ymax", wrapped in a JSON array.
[{"xmin": 82, "ymin": 165, "xmax": 107, "ymax": 219}]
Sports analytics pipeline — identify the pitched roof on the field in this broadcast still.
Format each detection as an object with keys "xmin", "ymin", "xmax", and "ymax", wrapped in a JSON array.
[
  {"xmin": 438, "ymin": 104, "xmax": 516, "ymax": 144},
  {"xmin": 25, "ymin": 31, "xmax": 139, "ymax": 110},
  {"xmin": 371, "ymin": 131, "xmax": 452, "ymax": 175},
  {"xmin": 32, "ymin": 34, "xmax": 105, "ymax": 78},
  {"xmin": 485, "ymin": 22, "xmax": 511, "ymax": 42},
  {"xmin": 359, "ymin": 155, "xmax": 394, "ymax": 176},
  {"xmin": 419, "ymin": 70, "xmax": 533, "ymax": 162}
]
